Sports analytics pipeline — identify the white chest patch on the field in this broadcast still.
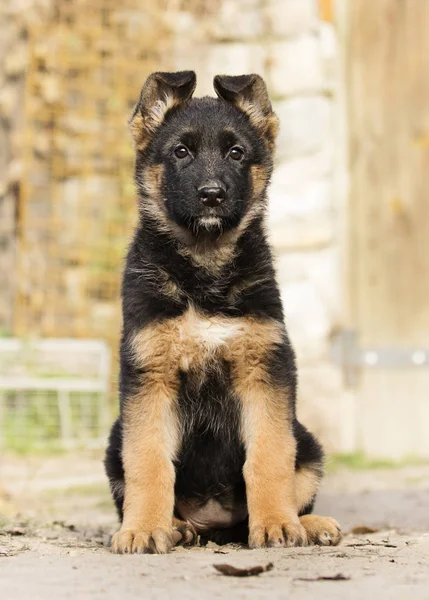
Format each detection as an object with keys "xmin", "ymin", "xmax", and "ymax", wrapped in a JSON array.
[
  {"xmin": 177, "ymin": 307, "xmax": 245, "ymax": 371},
  {"xmin": 192, "ymin": 316, "xmax": 243, "ymax": 347}
]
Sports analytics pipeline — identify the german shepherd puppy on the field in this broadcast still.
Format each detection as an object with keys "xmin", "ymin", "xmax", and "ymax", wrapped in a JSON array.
[{"xmin": 105, "ymin": 71, "xmax": 342, "ymax": 554}]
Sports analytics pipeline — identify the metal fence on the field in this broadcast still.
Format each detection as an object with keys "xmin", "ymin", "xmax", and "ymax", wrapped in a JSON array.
[{"xmin": 0, "ymin": 338, "xmax": 111, "ymax": 451}]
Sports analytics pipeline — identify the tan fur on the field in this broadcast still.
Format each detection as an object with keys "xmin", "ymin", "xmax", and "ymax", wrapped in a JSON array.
[
  {"xmin": 138, "ymin": 165, "xmax": 198, "ymax": 248},
  {"xmin": 131, "ymin": 305, "xmax": 280, "ymax": 376},
  {"xmin": 178, "ymin": 237, "xmax": 237, "ymax": 275},
  {"xmin": 172, "ymin": 517, "xmax": 197, "ymax": 546},
  {"xmin": 140, "ymin": 163, "xmax": 164, "ymax": 200},
  {"xmin": 293, "ymin": 464, "xmax": 342, "ymax": 546},
  {"xmin": 250, "ymin": 164, "xmax": 269, "ymax": 199},
  {"xmin": 299, "ymin": 514, "xmax": 342, "ymax": 546},
  {"xmin": 112, "ymin": 515, "xmax": 196, "ymax": 552},
  {"xmin": 237, "ymin": 100, "xmax": 279, "ymax": 151},
  {"xmin": 263, "ymin": 113, "xmax": 280, "ymax": 152},
  {"xmin": 130, "ymin": 93, "xmax": 178, "ymax": 151},
  {"xmin": 111, "ymin": 370, "xmax": 180, "ymax": 554},
  {"xmin": 128, "ymin": 111, "xmax": 145, "ymax": 148},
  {"xmin": 229, "ymin": 324, "xmax": 307, "ymax": 547},
  {"xmin": 239, "ymin": 401, "xmax": 306, "ymax": 547},
  {"xmin": 111, "ymin": 306, "xmax": 183, "ymax": 553},
  {"xmin": 295, "ymin": 463, "xmax": 323, "ymax": 513},
  {"xmin": 238, "ymin": 99, "xmax": 267, "ymax": 131},
  {"xmin": 138, "ymin": 164, "xmax": 169, "ymax": 231}
]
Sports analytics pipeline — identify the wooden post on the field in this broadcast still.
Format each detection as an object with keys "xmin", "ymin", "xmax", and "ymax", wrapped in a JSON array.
[{"xmin": 347, "ymin": 0, "xmax": 429, "ymax": 457}]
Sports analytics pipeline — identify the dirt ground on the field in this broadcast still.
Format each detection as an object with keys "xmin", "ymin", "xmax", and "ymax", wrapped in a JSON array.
[{"xmin": 1, "ymin": 453, "xmax": 429, "ymax": 599}]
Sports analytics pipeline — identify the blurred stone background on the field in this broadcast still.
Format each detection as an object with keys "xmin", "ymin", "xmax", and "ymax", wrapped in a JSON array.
[{"xmin": 1, "ymin": 0, "xmax": 428, "ymax": 457}]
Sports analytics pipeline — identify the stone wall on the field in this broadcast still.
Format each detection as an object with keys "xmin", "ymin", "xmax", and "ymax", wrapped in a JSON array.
[
  {"xmin": 174, "ymin": 0, "xmax": 351, "ymax": 452},
  {"xmin": 0, "ymin": 0, "xmax": 51, "ymax": 332},
  {"xmin": 0, "ymin": 0, "xmax": 351, "ymax": 451}
]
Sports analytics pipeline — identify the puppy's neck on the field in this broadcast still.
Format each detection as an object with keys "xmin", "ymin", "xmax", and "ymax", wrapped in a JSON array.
[{"xmin": 141, "ymin": 207, "xmax": 266, "ymax": 275}]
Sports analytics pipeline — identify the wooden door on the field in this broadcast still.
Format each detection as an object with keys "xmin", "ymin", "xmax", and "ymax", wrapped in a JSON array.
[{"xmin": 347, "ymin": 0, "xmax": 429, "ymax": 458}]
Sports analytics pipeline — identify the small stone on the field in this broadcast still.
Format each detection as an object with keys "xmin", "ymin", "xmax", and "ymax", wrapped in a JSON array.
[
  {"xmin": 297, "ymin": 362, "xmax": 352, "ymax": 452},
  {"xmin": 208, "ymin": 0, "xmax": 266, "ymax": 41},
  {"xmin": 265, "ymin": 0, "xmax": 319, "ymax": 38},
  {"xmin": 267, "ymin": 34, "xmax": 324, "ymax": 97},
  {"xmin": 269, "ymin": 177, "xmax": 333, "ymax": 224},
  {"xmin": 268, "ymin": 177, "xmax": 335, "ymax": 251},
  {"xmin": 320, "ymin": 22, "xmax": 338, "ymax": 91},
  {"xmin": 197, "ymin": 43, "xmax": 268, "ymax": 96},
  {"xmin": 274, "ymin": 96, "xmax": 333, "ymax": 160},
  {"xmin": 6, "ymin": 159, "xmax": 23, "ymax": 186},
  {"xmin": 270, "ymin": 218, "xmax": 334, "ymax": 251},
  {"xmin": 0, "ymin": 86, "xmax": 18, "ymax": 120},
  {"xmin": 4, "ymin": 45, "xmax": 28, "ymax": 77},
  {"xmin": 39, "ymin": 74, "xmax": 61, "ymax": 103},
  {"xmin": 33, "ymin": 133, "xmax": 50, "ymax": 157}
]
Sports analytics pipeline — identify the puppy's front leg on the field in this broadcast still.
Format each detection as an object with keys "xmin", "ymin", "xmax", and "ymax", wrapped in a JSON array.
[
  {"xmin": 242, "ymin": 404, "xmax": 306, "ymax": 548},
  {"xmin": 232, "ymin": 323, "xmax": 307, "ymax": 548},
  {"xmin": 111, "ymin": 376, "xmax": 179, "ymax": 554}
]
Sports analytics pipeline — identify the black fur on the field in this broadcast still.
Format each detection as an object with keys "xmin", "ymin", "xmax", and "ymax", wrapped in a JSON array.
[{"xmin": 104, "ymin": 71, "xmax": 324, "ymax": 545}]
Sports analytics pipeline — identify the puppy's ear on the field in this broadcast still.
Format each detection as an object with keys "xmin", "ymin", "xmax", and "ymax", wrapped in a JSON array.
[
  {"xmin": 213, "ymin": 74, "xmax": 278, "ymax": 150},
  {"xmin": 130, "ymin": 71, "xmax": 196, "ymax": 149}
]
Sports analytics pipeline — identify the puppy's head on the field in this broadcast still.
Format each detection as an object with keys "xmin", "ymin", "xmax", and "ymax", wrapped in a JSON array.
[{"xmin": 130, "ymin": 71, "xmax": 278, "ymax": 238}]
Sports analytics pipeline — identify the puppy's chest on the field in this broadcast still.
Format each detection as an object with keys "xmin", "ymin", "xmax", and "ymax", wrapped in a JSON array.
[
  {"xmin": 132, "ymin": 306, "xmax": 282, "ymax": 377},
  {"xmin": 174, "ymin": 309, "xmax": 244, "ymax": 371}
]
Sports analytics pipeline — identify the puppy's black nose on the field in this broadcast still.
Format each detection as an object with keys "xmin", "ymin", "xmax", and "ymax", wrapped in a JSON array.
[{"xmin": 198, "ymin": 186, "xmax": 226, "ymax": 207}]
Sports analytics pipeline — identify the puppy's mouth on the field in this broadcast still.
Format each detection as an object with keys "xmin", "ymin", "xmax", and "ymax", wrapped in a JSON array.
[
  {"xmin": 193, "ymin": 206, "xmax": 225, "ymax": 230},
  {"xmin": 186, "ymin": 212, "xmax": 225, "ymax": 237},
  {"xmin": 198, "ymin": 215, "xmax": 223, "ymax": 229},
  {"xmin": 184, "ymin": 206, "xmax": 242, "ymax": 237}
]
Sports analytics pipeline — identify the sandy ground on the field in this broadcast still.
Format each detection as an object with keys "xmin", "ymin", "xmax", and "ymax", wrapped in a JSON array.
[{"xmin": 1, "ymin": 453, "xmax": 429, "ymax": 599}]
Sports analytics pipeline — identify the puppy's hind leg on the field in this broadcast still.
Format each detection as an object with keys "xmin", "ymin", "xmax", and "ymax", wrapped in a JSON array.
[
  {"xmin": 294, "ymin": 421, "xmax": 342, "ymax": 546},
  {"xmin": 172, "ymin": 517, "xmax": 198, "ymax": 547},
  {"xmin": 104, "ymin": 418, "xmax": 125, "ymax": 521}
]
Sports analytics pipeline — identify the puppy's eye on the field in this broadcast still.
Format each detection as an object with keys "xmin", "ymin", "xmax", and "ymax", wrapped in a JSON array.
[
  {"xmin": 174, "ymin": 145, "xmax": 189, "ymax": 159},
  {"xmin": 229, "ymin": 146, "xmax": 244, "ymax": 161}
]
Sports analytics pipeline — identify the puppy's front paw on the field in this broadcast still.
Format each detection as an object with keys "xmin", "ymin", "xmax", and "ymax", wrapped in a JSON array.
[
  {"xmin": 249, "ymin": 519, "xmax": 307, "ymax": 548},
  {"xmin": 111, "ymin": 527, "xmax": 174, "ymax": 554}
]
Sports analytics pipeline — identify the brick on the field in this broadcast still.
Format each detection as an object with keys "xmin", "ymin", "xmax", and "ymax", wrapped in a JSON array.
[
  {"xmin": 265, "ymin": 0, "xmax": 319, "ymax": 38},
  {"xmin": 268, "ymin": 34, "xmax": 324, "ymax": 97},
  {"xmin": 274, "ymin": 95, "xmax": 333, "ymax": 160},
  {"xmin": 196, "ymin": 43, "xmax": 268, "ymax": 96}
]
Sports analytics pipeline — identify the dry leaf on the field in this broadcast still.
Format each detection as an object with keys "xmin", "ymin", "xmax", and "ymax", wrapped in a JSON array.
[
  {"xmin": 214, "ymin": 562, "xmax": 274, "ymax": 577},
  {"xmin": 4, "ymin": 527, "xmax": 26, "ymax": 536},
  {"xmin": 350, "ymin": 526, "xmax": 380, "ymax": 535},
  {"xmin": 294, "ymin": 573, "xmax": 350, "ymax": 582},
  {"xmin": 346, "ymin": 540, "xmax": 397, "ymax": 548}
]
